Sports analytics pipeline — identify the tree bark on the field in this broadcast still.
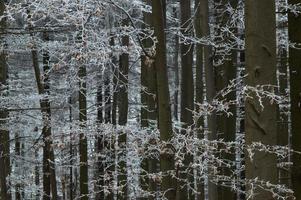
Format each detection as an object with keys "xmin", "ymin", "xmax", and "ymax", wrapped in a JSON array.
[
  {"xmin": 78, "ymin": 45, "xmax": 88, "ymax": 200},
  {"xmin": 178, "ymin": 0, "xmax": 194, "ymax": 199},
  {"xmin": 0, "ymin": 2, "xmax": 11, "ymax": 199},
  {"xmin": 245, "ymin": 0, "xmax": 278, "ymax": 199},
  {"xmin": 194, "ymin": 0, "xmax": 205, "ymax": 198},
  {"xmin": 117, "ymin": 19, "xmax": 129, "ymax": 200},
  {"xmin": 196, "ymin": 0, "xmax": 218, "ymax": 199},
  {"xmin": 151, "ymin": 1, "xmax": 176, "ymax": 199},
  {"xmin": 215, "ymin": 1, "xmax": 237, "ymax": 200},
  {"xmin": 31, "ymin": 31, "xmax": 58, "ymax": 200},
  {"xmin": 277, "ymin": 45, "xmax": 290, "ymax": 187},
  {"xmin": 288, "ymin": 1, "xmax": 301, "ymax": 199},
  {"xmin": 95, "ymin": 70, "xmax": 104, "ymax": 200},
  {"xmin": 141, "ymin": 2, "xmax": 158, "ymax": 198}
]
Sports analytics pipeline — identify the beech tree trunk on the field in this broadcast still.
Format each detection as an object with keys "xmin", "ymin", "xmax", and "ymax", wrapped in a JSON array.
[{"xmin": 245, "ymin": 0, "xmax": 278, "ymax": 199}]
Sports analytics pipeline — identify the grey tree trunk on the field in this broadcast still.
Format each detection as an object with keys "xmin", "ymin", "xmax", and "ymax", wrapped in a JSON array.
[{"xmin": 245, "ymin": 0, "xmax": 278, "ymax": 199}]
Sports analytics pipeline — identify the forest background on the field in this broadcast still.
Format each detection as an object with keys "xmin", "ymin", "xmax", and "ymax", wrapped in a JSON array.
[{"xmin": 0, "ymin": 0, "xmax": 301, "ymax": 200}]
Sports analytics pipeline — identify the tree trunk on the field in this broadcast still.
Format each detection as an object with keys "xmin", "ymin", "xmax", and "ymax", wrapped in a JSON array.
[
  {"xmin": 78, "ymin": 46, "xmax": 88, "ymax": 200},
  {"xmin": 31, "ymin": 31, "xmax": 58, "ymax": 200},
  {"xmin": 95, "ymin": 70, "xmax": 104, "ymax": 200},
  {"xmin": 196, "ymin": 0, "xmax": 218, "ymax": 199},
  {"xmin": 151, "ymin": 1, "xmax": 176, "ymax": 199},
  {"xmin": 288, "ymin": 1, "xmax": 301, "ymax": 198},
  {"xmin": 117, "ymin": 19, "xmax": 129, "ymax": 199},
  {"xmin": 245, "ymin": 0, "xmax": 278, "ymax": 199},
  {"xmin": 106, "ymin": 37, "xmax": 117, "ymax": 200},
  {"xmin": 216, "ymin": 57, "xmax": 236, "ymax": 200},
  {"xmin": 15, "ymin": 132, "xmax": 22, "ymax": 200},
  {"xmin": 69, "ymin": 98, "xmax": 74, "ymax": 200},
  {"xmin": 140, "ymin": 2, "xmax": 158, "ymax": 199},
  {"xmin": 194, "ymin": 0, "xmax": 205, "ymax": 198},
  {"xmin": 0, "ymin": 2, "xmax": 11, "ymax": 199},
  {"xmin": 43, "ymin": 32, "xmax": 58, "ymax": 200},
  {"xmin": 215, "ymin": 1, "xmax": 237, "ymax": 200},
  {"xmin": 178, "ymin": 0, "xmax": 194, "ymax": 199},
  {"xmin": 277, "ymin": 45, "xmax": 290, "ymax": 187},
  {"xmin": 140, "ymin": 53, "xmax": 149, "ymax": 199}
]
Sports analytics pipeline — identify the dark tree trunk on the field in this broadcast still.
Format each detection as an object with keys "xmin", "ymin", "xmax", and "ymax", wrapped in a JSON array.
[
  {"xmin": 245, "ymin": 0, "xmax": 278, "ymax": 199},
  {"xmin": 288, "ymin": 0, "xmax": 301, "ymax": 198},
  {"xmin": 31, "ymin": 31, "xmax": 58, "ymax": 200},
  {"xmin": 178, "ymin": 0, "xmax": 194, "ymax": 199},
  {"xmin": 95, "ymin": 70, "xmax": 104, "ymax": 200},
  {"xmin": 151, "ymin": 1, "xmax": 176, "ymax": 199},
  {"xmin": 117, "ymin": 19, "xmax": 129, "ymax": 200},
  {"xmin": 0, "ymin": 2, "xmax": 11, "ymax": 199},
  {"xmin": 78, "ymin": 45, "xmax": 88, "ymax": 200}
]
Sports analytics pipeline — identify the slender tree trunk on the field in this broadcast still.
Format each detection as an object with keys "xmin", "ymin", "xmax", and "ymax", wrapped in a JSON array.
[
  {"xmin": 141, "ymin": 2, "xmax": 150, "ymax": 195},
  {"xmin": 151, "ymin": 1, "xmax": 176, "ymax": 199},
  {"xmin": 216, "ymin": 57, "xmax": 236, "ymax": 200},
  {"xmin": 140, "ymin": 2, "xmax": 158, "ymax": 199},
  {"xmin": 277, "ymin": 46, "xmax": 290, "ymax": 187},
  {"xmin": 245, "ymin": 0, "xmax": 278, "ymax": 199},
  {"xmin": 178, "ymin": 0, "xmax": 194, "ymax": 199},
  {"xmin": 0, "ymin": 2, "xmax": 11, "ymax": 199},
  {"xmin": 69, "ymin": 98, "xmax": 74, "ymax": 200},
  {"xmin": 117, "ymin": 19, "xmax": 129, "ymax": 199},
  {"xmin": 288, "ymin": 1, "xmax": 301, "ymax": 198},
  {"xmin": 140, "ymin": 53, "xmax": 149, "ymax": 199},
  {"xmin": 95, "ymin": 71, "xmax": 104, "ymax": 200},
  {"xmin": 43, "ymin": 32, "xmax": 58, "ymax": 200},
  {"xmin": 173, "ymin": 27, "xmax": 179, "ymax": 121},
  {"xmin": 194, "ymin": 0, "xmax": 205, "ymax": 198},
  {"xmin": 106, "ymin": 37, "xmax": 117, "ymax": 200},
  {"xmin": 78, "ymin": 43, "xmax": 88, "ymax": 200},
  {"xmin": 31, "ymin": 31, "xmax": 58, "ymax": 200},
  {"xmin": 104, "ymin": 70, "xmax": 111, "ymax": 124},
  {"xmin": 15, "ymin": 132, "xmax": 22, "ymax": 200},
  {"xmin": 180, "ymin": 0, "xmax": 194, "ymax": 128},
  {"xmin": 146, "ymin": 55, "xmax": 158, "ymax": 200},
  {"xmin": 112, "ymin": 58, "xmax": 118, "ymax": 126},
  {"xmin": 216, "ymin": 2, "xmax": 237, "ymax": 200},
  {"xmin": 196, "ymin": 0, "xmax": 218, "ymax": 199}
]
